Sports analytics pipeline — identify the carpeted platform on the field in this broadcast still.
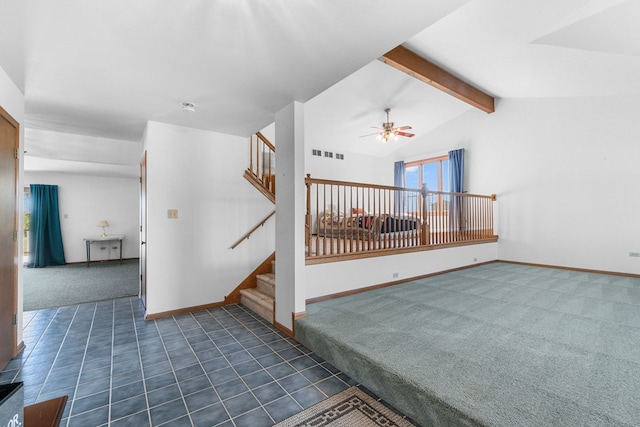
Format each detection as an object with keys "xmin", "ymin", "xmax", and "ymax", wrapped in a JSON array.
[{"xmin": 295, "ymin": 262, "xmax": 640, "ymax": 427}]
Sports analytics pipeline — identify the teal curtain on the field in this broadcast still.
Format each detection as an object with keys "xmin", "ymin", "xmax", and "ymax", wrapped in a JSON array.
[
  {"xmin": 27, "ymin": 184, "xmax": 65, "ymax": 267},
  {"xmin": 448, "ymin": 149, "xmax": 465, "ymax": 231}
]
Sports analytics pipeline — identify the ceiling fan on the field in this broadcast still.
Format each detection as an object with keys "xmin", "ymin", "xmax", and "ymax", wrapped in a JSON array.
[{"xmin": 361, "ymin": 108, "xmax": 415, "ymax": 143}]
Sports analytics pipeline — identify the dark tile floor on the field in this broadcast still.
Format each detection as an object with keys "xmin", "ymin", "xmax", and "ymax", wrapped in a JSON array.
[{"xmin": 0, "ymin": 298, "xmax": 357, "ymax": 426}]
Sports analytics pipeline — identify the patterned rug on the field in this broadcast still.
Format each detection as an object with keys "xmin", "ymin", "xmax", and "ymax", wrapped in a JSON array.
[{"xmin": 274, "ymin": 386, "xmax": 416, "ymax": 427}]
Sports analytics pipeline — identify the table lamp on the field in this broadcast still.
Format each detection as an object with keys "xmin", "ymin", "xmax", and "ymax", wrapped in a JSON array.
[{"xmin": 97, "ymin": 220, "xmax": 109, "ymax": 237}]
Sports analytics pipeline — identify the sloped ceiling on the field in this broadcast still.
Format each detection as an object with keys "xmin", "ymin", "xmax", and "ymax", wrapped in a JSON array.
[{"xmin": 1, "ymin": 0, "xmax": 639, "ymax": 174}]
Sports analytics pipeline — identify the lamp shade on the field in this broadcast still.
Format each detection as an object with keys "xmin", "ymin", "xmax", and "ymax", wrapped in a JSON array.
[{"xmin": 97, "ymin": 220, "xmax": 109, "ymax": 228}]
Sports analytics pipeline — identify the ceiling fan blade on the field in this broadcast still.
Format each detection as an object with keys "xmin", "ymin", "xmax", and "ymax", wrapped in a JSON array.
[
  {"xmin": 395, "ymin": 125, "xmax": 412, "ymax": 130},
  {"xmin": 360, "ymin": 132, "xmax": 381, "ymax": 138},
  {"xmin": 396, "ymin": 131, "xmax": 415, "ymax": 138}
]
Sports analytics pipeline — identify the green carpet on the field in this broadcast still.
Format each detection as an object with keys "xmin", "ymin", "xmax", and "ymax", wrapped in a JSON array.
[
  {"xmin": 23, "ymin": 260, "xmax": 139, "ymax": 311},
  {"xmin": 296, "ymin": 262, "xmax": 640, "ymax": 427}
]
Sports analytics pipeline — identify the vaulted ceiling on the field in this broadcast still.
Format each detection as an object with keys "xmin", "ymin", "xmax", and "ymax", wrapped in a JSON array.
[{"xmin": 1, "ymin": 0, "xmax": 638, "ymax": 173}]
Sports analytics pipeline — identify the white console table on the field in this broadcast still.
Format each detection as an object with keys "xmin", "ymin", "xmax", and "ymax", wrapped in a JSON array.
[{"xmin": 83, "ymin": 235, "xmax": 125, "ymax": 267}]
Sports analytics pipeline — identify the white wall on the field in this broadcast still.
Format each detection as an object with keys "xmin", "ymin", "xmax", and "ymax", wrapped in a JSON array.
[
  {"xmin": 23, "ymin": 172, "xmax": 140, "ymax": 263},
  {"xmin": 143, "ymin": 122, "xmax": 275, "ymax": 316},
  {"xmin": 0, "ymin": 66, "xmax": 25, "ymax": 349},
  {"xmin": 306, "ymin": 149, "xmax": 392, "ymax": 185},
  {"xmin": 396, "ymin": 96, "xmax": 640, "ymax": 275},
  {"xmin": 274, "ymin": 102, "xmax": 306, "ymax": 329},
  {"xmin": 306, "ymin": 243, "xmax": 497, "ymax": 300}
]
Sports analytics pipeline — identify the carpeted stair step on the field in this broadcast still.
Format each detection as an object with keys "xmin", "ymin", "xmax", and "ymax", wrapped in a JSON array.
[
  {"xmin": 256, "ymin": 273, "xmax": 275, "ymax": 299},
  {"xmin": 240, "ymin": 288, "xmax": 274, "ymax": 323}
]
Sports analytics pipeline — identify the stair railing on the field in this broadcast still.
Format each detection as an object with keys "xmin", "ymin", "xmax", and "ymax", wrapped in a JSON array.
[
  {"xmin": 229, "ymin": 210, "xmax": 275, "ymax": 249},
  {"xmin": 247, "ymin": 131, "xmax": 276, "ymax": 196},
  {"xmin": 305, "ymin": 175, "xmax": 497, "ymax": 260}
]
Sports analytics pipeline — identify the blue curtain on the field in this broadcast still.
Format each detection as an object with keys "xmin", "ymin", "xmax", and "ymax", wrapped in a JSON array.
[
  {"xmin": 448, "ymin": 149, "xmax": 465, "ymax": 231},
  {"xmin": 394, "ymin": 161, "xmax": 405, "ymax": 212},
  {"xmin": 27, "ymin": 184, "xmax": 66, "ymax": 268}
]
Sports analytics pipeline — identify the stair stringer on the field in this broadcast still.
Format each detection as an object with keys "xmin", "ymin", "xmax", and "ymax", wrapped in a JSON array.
[{"xmin": 224, "ymin": 252, "xmax": 276, "ymax": 305}]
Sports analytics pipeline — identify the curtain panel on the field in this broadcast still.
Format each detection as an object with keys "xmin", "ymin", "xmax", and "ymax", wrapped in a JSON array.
[
  {"xmin": 448, "ymin": 149, "xmax": 465, "ymax": 231},
  {"xmin": 394, "ymin": 161, "xmax": 405, "ymax": 212},
  {"xmin": 27, "ymin": 184, "xmax": 66, "ymax": 268}
]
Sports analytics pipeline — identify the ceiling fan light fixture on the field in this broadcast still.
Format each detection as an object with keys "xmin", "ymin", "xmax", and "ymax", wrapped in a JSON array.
[
  {"xmin": 360, "ymin": 108, "xmax": 414, "ymax": 142},
  {"xmin": 181, "ymin": 101, "xmax": 196, "ymax": 113}
]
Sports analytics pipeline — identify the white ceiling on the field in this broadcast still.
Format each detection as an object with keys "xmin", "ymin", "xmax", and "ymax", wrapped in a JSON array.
[{"xmin": 1, "ymin": 0, "xmax": 639, "ymax": 174}]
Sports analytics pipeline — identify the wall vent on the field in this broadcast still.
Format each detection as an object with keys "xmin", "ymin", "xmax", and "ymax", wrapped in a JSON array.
[
  {"xmin": 336, "ymin": 153, "xmax": 344, "ymax": 160},
  {"xmin": 312, "ymin": 149, "xmax": 322, "ymax": 156},
  {"xmin": 324, "ymin": 151, "xmax": 333, "ymax": 158}
]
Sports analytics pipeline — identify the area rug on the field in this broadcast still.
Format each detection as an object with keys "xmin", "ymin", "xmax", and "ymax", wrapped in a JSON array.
[{"xmin": 274, "ymin": 386, "xmax": 416, "ymax": 427}]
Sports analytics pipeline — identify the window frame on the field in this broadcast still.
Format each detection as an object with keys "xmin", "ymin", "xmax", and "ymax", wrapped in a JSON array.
[{"xmin": 405, "ymin": 155, "xmax": 450, "ymax": 214}]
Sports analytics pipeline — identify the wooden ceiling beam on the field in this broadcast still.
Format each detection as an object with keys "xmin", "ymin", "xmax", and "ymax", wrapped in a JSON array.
[{"xmin": 381, "ymin": 45, "xmax": 495, "ymax": 114}]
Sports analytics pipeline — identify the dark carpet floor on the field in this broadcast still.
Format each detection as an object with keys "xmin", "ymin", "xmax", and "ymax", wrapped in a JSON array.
[{"xmin": 23, "ymin": 260, "xmax": 139, "ymax": 310}]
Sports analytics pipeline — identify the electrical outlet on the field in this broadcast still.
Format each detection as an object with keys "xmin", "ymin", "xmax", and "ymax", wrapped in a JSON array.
[
  {"xmin": 473, "ymin": 257, "xmax": 478, "ymax": 262},
  {"xmin": 392, "ymin": 272, "xmax": 399, "ymax": 279},
  {"xmin": 167, "ymin": 209, "xmax": 179, "ymax": 219},
  {"xmin": 629, "ymin": 252, "xmax": 640, "ymax": 258},
  {"xmin": 112, "ymin": 246, "xmax": 118, "ymax": 250},
  {"xmin": 100, "ymin": 246, "xmax": 106, "ymax": 250}
]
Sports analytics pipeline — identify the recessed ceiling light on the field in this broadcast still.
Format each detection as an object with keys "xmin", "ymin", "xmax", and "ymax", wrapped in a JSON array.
[{"xmin": 181, "ymin": 102, "xmax": 195, "ymax": 112}]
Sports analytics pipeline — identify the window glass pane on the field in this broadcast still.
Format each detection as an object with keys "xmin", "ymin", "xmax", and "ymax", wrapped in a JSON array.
[
  {"xmin": 405, "ymin": 165, "xmax": 419, "ymax": 189},
  {"xmin": 441, "ymin": 160, "xmax": 450, "ymax": 192},
  {"xmin": 422, "ymin": 163, "xmax": 438, "ymax": 191}
]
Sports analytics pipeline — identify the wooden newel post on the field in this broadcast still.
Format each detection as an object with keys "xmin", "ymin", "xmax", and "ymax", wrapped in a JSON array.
[
  {"xmin": 249, "ymin": 134, "xmax": 254, "ymax": 174},
  {"xmin": 305, "ymin": 174, "xmax": 312, "ymax": 253},
  {"xmin": 421, "ymin": 183, "xmax": 430, "ymax": 246}
]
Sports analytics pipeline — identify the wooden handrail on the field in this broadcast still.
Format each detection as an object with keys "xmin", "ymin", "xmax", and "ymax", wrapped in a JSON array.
[
  {"xmin": 256, "ymin": 131, "xmax": 276, "ymax": 152},
  {"xmin": 229, "ymin": 210, "xmax": 275, "ymax": 249},
  {"xmin": 305, "ymin": 175, "xmax": 497, "ymax": 259},
  {"xmin": 247, "ymin": 132, "xmax": 276, "ymax": 200},
  {"xmin": 305, "ymin": 175, "xmax": 493, "ymax": 199}
]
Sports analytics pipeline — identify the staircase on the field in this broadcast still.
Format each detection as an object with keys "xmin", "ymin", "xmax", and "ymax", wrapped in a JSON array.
[
  {"xmin": 232, "ymin": 131, "xmax": 277, "ymax": 323},
  {"xmin": 243, "ymin": 131, "xmax": 276, "ymax": 203},
  {"xmin": 240, "ymin": 260, "xmax": 275, "ymax": 323}
]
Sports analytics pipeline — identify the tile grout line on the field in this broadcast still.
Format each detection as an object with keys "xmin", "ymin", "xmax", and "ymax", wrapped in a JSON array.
[
  {"xmin": 129, "ymin": 297, "xmax": 154, "ymax": 426},
  {"xmin": 154, "ymin": 314, "xmax": 215, "ymax": 426},
  {"xmin": 102, "ymin": 300, "xmax": 115, "ymax": 425},
  {"xmin": 13, "ymin": 309, "xmax": 59, "ymax": 388},
  {"xmin": 178, "ymin": 310, "xmax": 235, "ymax": 425},
  {"xmin": 35, "ymin": 306, "xmax": 79, "ymax": 405},
  {"xmin": 58, "ymin": 304, "xmax": 95, "ymax": 427},
  {"xmin": 213, "ymin": 305, "xmax": 334, "ymax": 422},
  {"xmin": 207, "ymin": 306, "xmax": 289, "ymax": 424},
  {"xmin": 191, "ymin": 308, "xmax": 277, "ymax": 426}
]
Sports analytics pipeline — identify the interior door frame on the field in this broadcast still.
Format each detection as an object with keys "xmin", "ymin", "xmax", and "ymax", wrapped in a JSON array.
[
  {"xmin": 0, "ymin": 105, "xmax": 20, "ymax": 370},
  {"xmin": 139, "ymin": 151, "xmax": 147, "ymax": 311}
]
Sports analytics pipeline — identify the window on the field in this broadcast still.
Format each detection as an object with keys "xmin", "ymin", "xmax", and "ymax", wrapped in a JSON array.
[
  {"xmin": 405, "ymin": 155, "xmax": 450, "ymax": 213},
  {"xmin": 24, "ymin": 187, "xmax": 31, "ymax": 256},
  {"xmin": 405, "ymin": 155, "xmax": 449, "ymax": 192}
]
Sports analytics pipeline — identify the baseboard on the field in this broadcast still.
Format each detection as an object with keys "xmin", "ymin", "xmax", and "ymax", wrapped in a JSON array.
[
  {"xmin": 306, "ymin": 260, "xmax": 497, "ymax": 305},
  {"xmin": 145, "ymin": 300, "xmax": 226, "ymax": 320},
  {"xmin": 14, "ymin": 341, "xmax": 25, "ymax": 358},
  {"xmin": 497, "ymin": 260, "xmax": 640, "ymax": 278},
  {"xmin": 275, "ymin": 320, "xmax": 294, "ymax": 339},
  {"xmin": 62, "ymin": 257, "xmax": 139, "ymax": 266}
]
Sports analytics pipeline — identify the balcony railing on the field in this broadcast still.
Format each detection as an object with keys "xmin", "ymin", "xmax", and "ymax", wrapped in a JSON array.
[{"xmin": 305, "ymin": 175, "xmax": 497, "ymax": 262}]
